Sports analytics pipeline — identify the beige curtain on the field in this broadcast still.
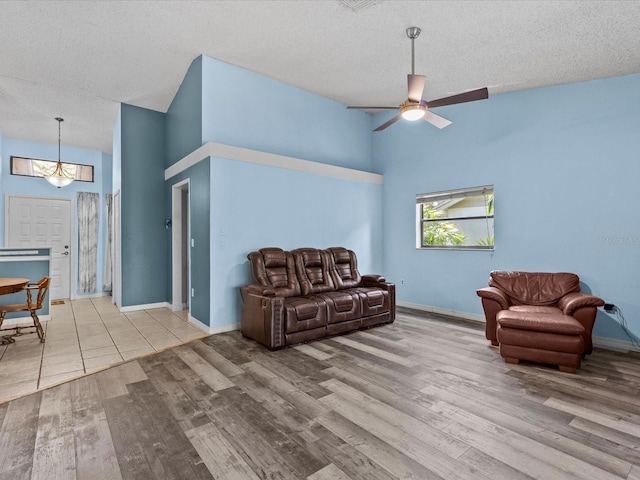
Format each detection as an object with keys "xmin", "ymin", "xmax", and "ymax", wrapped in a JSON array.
[{"xmin": 77, "ymin": 192, "xmax": 99, "ymax": 293}]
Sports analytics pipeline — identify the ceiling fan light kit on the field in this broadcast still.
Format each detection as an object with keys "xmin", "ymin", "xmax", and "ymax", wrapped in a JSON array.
[
  {"xmin": 400, "ymin": 102, "xmax": 426, "ymax": 121},
  {"xmin": 347, "ymin": 26, "xmax": 489, "ymax": 132}
]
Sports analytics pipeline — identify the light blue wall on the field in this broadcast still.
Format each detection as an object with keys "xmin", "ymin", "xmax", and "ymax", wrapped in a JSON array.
[
  {"xmin": 165, "ymin": 56, "xmax": 203, "ymax": 167},
  {"xmin": 193, "ymin": 55, "xmax": 381, "ymax": 329},
  {"xmin": 120, "ymin": 103, "xmax": 168, "ymax": 306},
  {"xmin": 373, "ymin": 73, "xmax": 640, "ymax": 343},
  {"xmin": 209, "ymin": 157, "xmax": 382, "ymax": 329},
  {"xmin": 0, "ymin": 136, "xmax": 110, "ymax": 296},
  {"xmin": 201, "ymin": 56, "xmax": 373, "ymax": 171}
]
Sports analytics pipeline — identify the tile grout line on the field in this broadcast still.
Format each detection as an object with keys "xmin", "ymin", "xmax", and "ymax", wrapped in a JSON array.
[
  {"xmin": 70, "ymin": 301, "xmax": 88, "ymax": 376},
  {"xmin": 123, "ymin": 309, "xmax": 182, "ymax": 345},
  {"xmin": 96, "ymin": 298, "xmax": 155, "ymax": 358},
  {"xmin": 87, "ymin": 297, "xmax": 124, "ymax": 365}
]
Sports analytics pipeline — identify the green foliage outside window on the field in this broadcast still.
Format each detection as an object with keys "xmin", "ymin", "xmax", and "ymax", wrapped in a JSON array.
[{"xmin": 422, "ymin": 205, "xmax": 467, "ymax": 246}]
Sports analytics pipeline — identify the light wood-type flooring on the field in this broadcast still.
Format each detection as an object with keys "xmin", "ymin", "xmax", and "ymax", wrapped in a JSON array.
[
  {"xmin": 0, "ymin": 297, "xmax": 206, "ymax": 403},
  {"xmin": 1, "ymin": 309, "xmax": 640, "ymax": 479}
]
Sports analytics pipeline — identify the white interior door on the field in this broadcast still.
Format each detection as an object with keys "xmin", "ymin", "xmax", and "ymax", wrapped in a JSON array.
[{"xmin": 6, "ymin": 195, "xmax": 72, "ymax": 300}]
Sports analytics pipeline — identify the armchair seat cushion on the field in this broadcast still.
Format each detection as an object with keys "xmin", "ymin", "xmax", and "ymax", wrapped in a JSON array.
[
  {"xmin": 497, "ymin": 311, "xmax": 585, "ymax": 335},
  {"xmin": 508, "ymin": 305, "xmax": 562, "ymax": 315}
]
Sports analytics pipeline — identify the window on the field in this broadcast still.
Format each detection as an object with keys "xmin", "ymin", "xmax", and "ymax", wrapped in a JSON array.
[
  {"xmin": 10, "ymin": 156, "xmax": 94, "ymax": 183},
  {"xmin": 416, "ymin": 185, "xmax": 494, "ymax": 250}
]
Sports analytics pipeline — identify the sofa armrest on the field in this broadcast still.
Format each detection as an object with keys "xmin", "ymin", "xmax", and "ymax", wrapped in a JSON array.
[
  {"xmin": 362, "ymin": 274, "xmax": 386, "ymax": 286},
  {"xmin": 558, "ymin": 292, "xmax": 605, "ymax": 316},
  {"xmin": 476, "ymin": 287, "xmax": 509, "ymax": 311},
  {"xmin": 239, "ymin": 287, "xmax": 285, "ymax": 350},
  {"xmin": 245, "ymin": 284, "xmax": 276, "ymax": 297}
]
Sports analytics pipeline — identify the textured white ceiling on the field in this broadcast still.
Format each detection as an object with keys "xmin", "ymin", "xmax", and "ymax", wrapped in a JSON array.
[{"xmin": 0, "ymin": 0, "xmax": 639, "ymax": 154}]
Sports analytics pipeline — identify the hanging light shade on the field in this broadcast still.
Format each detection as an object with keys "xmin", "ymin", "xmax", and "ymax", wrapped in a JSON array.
[{"xmin": 45, "ymin": 117, "xmax": 75, "ymax": 188}]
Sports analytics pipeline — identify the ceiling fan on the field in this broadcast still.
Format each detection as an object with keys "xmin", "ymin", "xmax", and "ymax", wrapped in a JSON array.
[{"xmin": 347, "ymin": 27, "xmax": 489, "ymax": 132}]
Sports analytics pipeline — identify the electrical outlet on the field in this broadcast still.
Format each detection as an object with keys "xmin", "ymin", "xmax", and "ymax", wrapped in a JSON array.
[
  {"xmin": 401, "ymin": 279, "xmax": 405, "ymax": 285},
  {"xmin": 191, "ymin": 288, "xmax": 195, "ymax": 298}
]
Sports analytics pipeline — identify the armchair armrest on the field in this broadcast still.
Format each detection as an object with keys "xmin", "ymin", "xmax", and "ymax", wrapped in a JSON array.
[
  {"xmin": 558, "ymin": 292, "xmax": 604, "ymax": 316},
  {"xmin": 362, "ymin": 274, "xmax": 386, "ymax": 286},
  {"xmin": 476, "ymin": 287, "xmax": 509, "ymax": 311}
]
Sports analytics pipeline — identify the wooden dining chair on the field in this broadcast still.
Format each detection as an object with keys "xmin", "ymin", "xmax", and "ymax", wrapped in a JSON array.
[{"xmin": 0, "ymin": 277, "xmax": 50, "ymax": 344}]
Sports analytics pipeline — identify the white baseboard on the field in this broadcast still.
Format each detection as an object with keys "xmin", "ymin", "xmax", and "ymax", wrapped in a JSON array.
[
  {"xmin": 397, "ymin": 301, "xmax": 485, "ymax": 323},
  {"xmin": 171, "ymin": 303, "xmax": 187, "ymax": 311},
  {"xmin": 398, "ymin": 301, "xmax": 636, "ymax": 354},
  {"xmin": 188, "ymin": 314, "xmax": 239, "ymax": 335},
  {"xmin": 71, "ymin": 292, "xmax": 109, "ymax": 300},
  {"xmin": 119, "ymin": 302, "xmax": 171, "ymax": 313}
]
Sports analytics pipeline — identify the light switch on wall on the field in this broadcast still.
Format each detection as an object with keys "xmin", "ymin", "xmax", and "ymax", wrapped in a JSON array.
[{"xmin": 191, "ymin": 238, "xmax": 195, "ymax": 247}]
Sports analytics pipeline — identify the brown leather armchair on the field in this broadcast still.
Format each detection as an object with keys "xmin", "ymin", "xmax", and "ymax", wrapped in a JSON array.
[{"xmin": 477, "ymin": 271, "xmax": 604, "ymax": 372}]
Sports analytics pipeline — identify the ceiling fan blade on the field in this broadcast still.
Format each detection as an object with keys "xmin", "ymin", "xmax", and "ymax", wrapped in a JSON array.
[
  {"xmin": 373, "ymin": 113, "xmax": 403, "ymax": 132},
  {"xmin": 427, "ymin": 87, "xmax": 489, "ymax": 109},
  {"xmin": 347, "ymin": 106, "xmax": 398, "ymax": 110},
  {"xmin": 407, "ymin": 74, "xmax": 426, "ymax": 103},
  {"xmin": 424, "ymin": 111, "xmax": 452, "ymax": 129}
]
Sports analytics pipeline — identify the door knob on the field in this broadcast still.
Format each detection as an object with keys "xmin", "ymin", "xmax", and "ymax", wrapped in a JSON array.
[{"xmin": 61, "ymin": 252, "xmax": 69, "ymax": 256}]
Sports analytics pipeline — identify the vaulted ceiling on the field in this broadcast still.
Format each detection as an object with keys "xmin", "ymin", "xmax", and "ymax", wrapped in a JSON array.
[{"xmin": 1, "ymin": 0, "xmax": 639, "ymax": 153}]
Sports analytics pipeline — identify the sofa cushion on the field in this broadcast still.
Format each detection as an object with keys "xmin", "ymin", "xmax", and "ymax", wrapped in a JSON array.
[
  {"xmin": 249, "ymin": 248, "xmax": 300, "ymax": 297},
  {"xmin": 326, "ymin": 247, "xmax": 362, "ymax": 289},
  {"xmin": 284, "ymin": 296, "xmax": 327, "ymax": 334},
  {"xmin": 352, "ymin": 287, "xmax": 389, "ymax": 317},
  {"xmin": 489, "ymin": 271, "xmax": 580, "ymax": 306},
  {"xmin": 319, "ymin": 291, "xmax": 361, "ymax": 324},
  {"xmin": 293, "ymin": 248, "xmax": 335, "ymax": 295}
]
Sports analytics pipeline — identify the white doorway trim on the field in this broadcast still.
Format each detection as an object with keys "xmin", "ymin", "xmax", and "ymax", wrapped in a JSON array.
[
  {"xmin": 171, "ymin": 179, "xmax": 190, "ymax": 312},
  {"xmin": 113, "ymin": 190, "xmax": 121, "ymax": 308}
]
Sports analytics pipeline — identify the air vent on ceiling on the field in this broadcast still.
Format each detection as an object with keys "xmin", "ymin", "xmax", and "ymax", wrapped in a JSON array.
[{"xmin": 339, "ymin": 0, "xmax": 378, "ymax": 12}]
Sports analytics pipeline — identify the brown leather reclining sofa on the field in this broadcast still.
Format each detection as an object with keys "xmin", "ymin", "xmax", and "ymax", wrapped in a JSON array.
[{"xmin": 240, "ymin": 247, "xmax": 395, "ymax": 349}]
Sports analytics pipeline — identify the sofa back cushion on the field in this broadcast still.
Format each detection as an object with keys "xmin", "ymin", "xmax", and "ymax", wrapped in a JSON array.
[
  {"xmin": 326, "ymin": 247, "xmax": 362, "ymax": 289},
  {"xmin": 248, "ymin": 248, "xmax": 300, "ymax": 297},
  {"xmin": 489, "ymin": 271, "xmax": 580, "ymax": 306},
  {"xmin": 293, "ymin": 248, "xmax": 335, "ymax": 295}
]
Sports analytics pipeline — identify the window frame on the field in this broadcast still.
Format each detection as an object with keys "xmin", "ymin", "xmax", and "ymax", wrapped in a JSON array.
[
  {"xmin": 10, "ymin": 156, "xmax": 95, "ymax": 183},
  {"xmin": 416, "ymin": 185, "xmax": 494, "ymax": 251}
]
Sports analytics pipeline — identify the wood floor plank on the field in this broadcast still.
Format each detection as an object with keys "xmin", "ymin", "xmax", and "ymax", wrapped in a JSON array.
[
  {"xmin": 69, "ymin": 376, "xmax": 123, "ymax": 480},
  {"xmin": 544, "ymin": 396, "xmax": 640, "ymax": 437},
  {"xmin": 319, "ymin": 392, "xmax": 489, "ymax": 480},
  {"xmin": 317, "ymin": 410, "xmax": 443, "ymax": 480},
  {"xmin": 307, "ymin": 463, "xmax": 353, "ymax": 480},
  {"xmin": 309, "ymin": 430, "xmax": 398, "ymax": 480},
  {"xmin": 31, "ymin": 383, "xmax": 77, "ymax": 479},
  {"xmin": 200, "ymin": 386, "xmax": 325, "ymax": 479},
  {"xmin": 432, "ymin": 400, "xmax": 624, "ymax": 480},
  {"xmin": 321, "ymin": 378, "xmax": 468, "ymax": 457},
  {"xmin": 185, "ymin": 422, "xmax": 260, "ymax": 480},
  {"xmin": 189, "ymin": 340, "xmax": 244, "ymax": 377},
  {"xmin": 330, "ymin": 335, "xmax": 419, "ymax": 367},
  {"xmin": 174, "ymin": 345, "xmax": 235, "ymax": 392},
  {"xmin": 0, "ymin": 392, "xmax": 41, "ymax": 476}
]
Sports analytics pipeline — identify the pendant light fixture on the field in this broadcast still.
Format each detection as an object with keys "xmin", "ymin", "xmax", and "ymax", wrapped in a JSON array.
[{"xmin": 45, "ymin": 117, "xmax": 75, "ymax": 188}]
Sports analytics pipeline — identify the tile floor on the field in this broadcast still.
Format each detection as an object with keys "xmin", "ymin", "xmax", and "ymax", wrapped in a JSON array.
[{"xmin": 0, "ymin": 296, "xmax": 206, "ymax": 403}]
